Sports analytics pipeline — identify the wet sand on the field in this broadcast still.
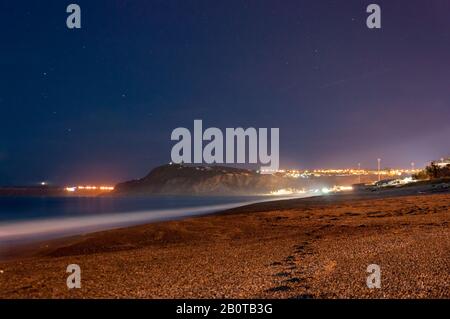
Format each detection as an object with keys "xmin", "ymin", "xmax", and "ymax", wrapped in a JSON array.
[{"xmin": 0, "ymin": 189, "xmax": 449, "ymax": 298}]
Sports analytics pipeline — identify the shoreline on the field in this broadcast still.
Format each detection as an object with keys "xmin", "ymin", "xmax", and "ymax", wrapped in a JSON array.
[
  {"xmin": 0, "ymin": 185, "xmax": 449, "ymax": 298},
  {"xmin": 0, "ymin": 182, "xmax": 442, "ymax": 258},
  {"xmin": 0, "ymin": 194, "xmax": 313, "ymax": 255},
  {"xmin": 0, "ymin": 186, "xmax": 428, "ymax": 261}
]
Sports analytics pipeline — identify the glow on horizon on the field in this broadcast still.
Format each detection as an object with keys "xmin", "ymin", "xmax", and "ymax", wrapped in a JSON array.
[{"xmin": 64, "ymin": 185, "xmax": 114, "ymax": 192}]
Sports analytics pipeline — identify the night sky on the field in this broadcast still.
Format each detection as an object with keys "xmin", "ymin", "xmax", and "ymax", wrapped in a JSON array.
[{"xmin": 0, "ymin": 0, "xmax": 449, "ymax": 185}]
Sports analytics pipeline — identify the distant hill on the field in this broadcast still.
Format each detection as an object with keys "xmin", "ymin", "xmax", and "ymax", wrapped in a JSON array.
[{"xmin": 112, "ymin": 164, "xmax": 294, "ymax": 196}]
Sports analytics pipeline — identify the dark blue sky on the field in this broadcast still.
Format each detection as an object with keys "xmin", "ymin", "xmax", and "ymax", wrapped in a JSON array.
[{"xmin": 0, "ymin": 0, "xmax": 449, "ymax": 185}]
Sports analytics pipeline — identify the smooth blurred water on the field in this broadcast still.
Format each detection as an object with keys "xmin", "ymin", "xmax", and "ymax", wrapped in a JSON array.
[
  {"xmin": 0, "ymin": 195, "xmax": 305, "ymax": 246},
  {"xmin": 0, "ymin": 195, "xmax": 272, "ymax": 222}
]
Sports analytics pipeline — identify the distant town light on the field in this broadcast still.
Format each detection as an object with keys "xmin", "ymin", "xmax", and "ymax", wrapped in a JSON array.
[{"xmin": 64, "ymin": 185, "xmax": 114, "ymax": 192}]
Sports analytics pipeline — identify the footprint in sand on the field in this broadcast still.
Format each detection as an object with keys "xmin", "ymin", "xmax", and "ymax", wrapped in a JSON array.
[{"xmin": 266, "ymin": 285, "xmax": 291, "ymax": 292}]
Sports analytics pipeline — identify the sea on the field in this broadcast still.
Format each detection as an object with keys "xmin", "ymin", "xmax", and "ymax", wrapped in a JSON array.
[{"xmin": 0, "ymin": 194, "xmax": 308, "ymax": 247}]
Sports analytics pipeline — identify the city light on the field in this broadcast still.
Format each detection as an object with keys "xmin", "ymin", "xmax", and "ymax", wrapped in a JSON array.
[
  {"xmin": 261, "ymin": 167, "xmax": 421, "ymax": 178},
  {"xmin": 269, "ymin": 188, "xmax": 306, "ymax": 196},
  {"xmin": 270, "ymin": 185, "xmax": 353, "ymax": 196},
  {"xmin": 64, "ymin": 185, "xmax": 114, "ymax": 192}
]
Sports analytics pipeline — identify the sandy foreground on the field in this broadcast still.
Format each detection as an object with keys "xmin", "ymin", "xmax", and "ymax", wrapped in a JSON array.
[{"xmin": 0, "ymin": 190, "xmax": 449, "ymax": 299}]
